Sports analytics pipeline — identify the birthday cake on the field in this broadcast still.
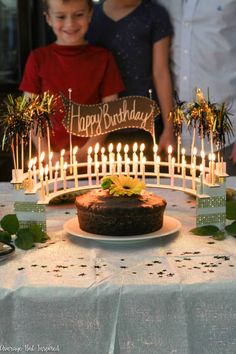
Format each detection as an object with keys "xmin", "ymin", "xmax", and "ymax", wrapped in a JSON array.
[{"xmin": 75, "ymin": 176, "xmax": 167, "ymax": 236}]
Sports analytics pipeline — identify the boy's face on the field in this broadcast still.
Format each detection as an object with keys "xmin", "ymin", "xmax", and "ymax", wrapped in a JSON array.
[{"xmin": 45, "ymin": 0, "xmax": 93, "ymax": 46}]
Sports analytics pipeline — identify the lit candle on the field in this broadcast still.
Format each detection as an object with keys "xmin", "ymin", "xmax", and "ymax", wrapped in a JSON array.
[
  {"xmin": 116, "ymin": 142, "xmax": 122, "ymax": 162},
  {"xmin": 28, "ymin": 159, "xmax": 32, "ymax": 182},
  {"xmin": 33, "ymin": 157, "xmax": 37, "ymax": 185},
  {"xmin": 40, "ymin": 152, "xmax": 45, "ymax": 170},
  {"xmin": 132, "ymin": 142, "xmax": 138, "ymax": 174},
  {"xmin": 54, "ymin": 161, "xmax": 59, "ymax": 193},
  {"xmin": 101, "ymin": 147, "xmax": 105, "ymax": 162},
  {"xmin": 49, "ymin": 152, "xmax": 53, "ymax": 180},
  {"xmin": 94, "ymin": 142, "xmax": 100, "ymax": 170},
  {"xmin": 124, "ymin": 144, "xmax": 129, "ymax": 162},
  {"xmin": 40, "ymin": 167, "xmax": 45, "ymax": 200},
  {"xmin": 156, "ymin": 156, "xmax": 160, "ymax": 185},
  {"xmin": 182, "ymin": 160, "xmax": 186, "ymax": 189},
  {"xmin": 102, "ymin": 155, "xmax": 107, "ymax": 176},
  {"xmin": 73, "ymin": 146, "xmax": 78, "ymax": 175},
  {"xmin": 133, "ymin": 154, "xmax": 138, "ymax": 179},
  {"xmin": 95, "ymin": 162, "xmax": 100, "ymax": 185},
  {"xmin": 191, "ymin": 162, "xmax": 196, "ymax": 190},
  {"xmin": 63, "ymin": 162, "xmax": 67, "ymax": 191},
  {"xmin": 199, "ymin": 163, "xmax": 204, "ymax": 194},
  {"xmin": 168, "ymin": 145, "xmax": 173, "ymax": 174},
  {"xmin": 60, "ymin": 149, "xmax": 65, "ymax": 178},
  {"xmin": 141, "ymin": 157, "xmax": 146, "ymax": 182},
  {"xmin": 181, "ymin": 148, "xmax": 186, "ymax": 165},
  {"xmin": 171, "ymin": 157, "xmax": 175, "ymax": 187},
  {"xmin": 140, "ymin": 143, "xmax": 145, "ymax": 164},
  {"xmin": 87, "ymin": 156, "xmax": 92, "ymax": 185},
  {"xmin": 108, "ymin": 143, "xmax": 114, "ymax": 173},
  {"xmin": 125, "ymin": 158, "xmax": 130, "ymax": 176},
  {"xmin": 211, "ymin": 153, "xmax": 216, "ymax": 185},
  {"xmin": 117, "ymin": 154, "xmax": 122, "ymax": 176},
  {"xmin": 45, "ymin": 164, "xmax": 49, "ymax": 196}
]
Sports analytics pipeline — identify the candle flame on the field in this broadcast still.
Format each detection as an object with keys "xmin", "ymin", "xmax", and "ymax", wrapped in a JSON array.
[
  {"xmin": 73, "ymin": 146, "xmax": 78, "ymax": 155},
  {"xmin": 63, "ymin": 162, "xmax": 68, "ymax": 170},
  {"xmin": 181, "ymin": 148, "xmax": 185, "ymax": 155},
  {"xmin": 45, "ymin": 164, "xmax": 49, "ymax": 176},
  {"xmin": 168, "ymin": 145, "xmax": 173, "ymax": 154},
  {"xmin": 94, "ymin": 142, "xmax": 100, "ymax": 154},
  {"xmin": 55, "ymin": 161, "xmax": 59, "ymax": 170},
  {"xmin": 133, "ymin": 142, "xmax": 138, "ymax": 152},
  {"xmin": 153, "ymin": 144, "xmax": 158, "ymax": 153},
  {"xmin": 88, "ymin": 146, "xmax": 92, "ymax": 155},
  {"xmin": 49, "ymin": 152, "xmax": 53, "ymax": 160},
  {"xmin": 124, "ymin": 144, "xmax": 129, "ymax": 153},
  {"xmin": 193, "ymin": 147, "xmax": 197, "ymax": 156},
  {"xmin": 108, "ymin": 143, "xmax": 113, "ymax": 153},
  {"xmin": 140, "ymin": 143, "xmax": 145, "ymax": 152},
  {"xmin": 40, "ymin": 152, "xmax": 45, "ymax": 162},
  {"xmin": 60, "ymin": 149, "xmax": 65, "ymax": 157},
  {"xmin": 116, "ymin": 142, "xmax": 122, "ymax": 152}
]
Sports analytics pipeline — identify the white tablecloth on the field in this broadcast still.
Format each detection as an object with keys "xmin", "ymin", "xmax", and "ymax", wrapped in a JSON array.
[{"xmin": 0, "ymin": 179, "xmax": 236, "ymax": 354}]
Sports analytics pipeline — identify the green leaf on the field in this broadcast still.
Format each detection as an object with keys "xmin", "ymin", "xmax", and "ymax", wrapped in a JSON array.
[
  {"xmin": 15, "ymin": 228, "xmax": 34, "ymax": 250},
  {"xmin": 101, "ymin": 177, "xmax": 112, "ymax": 190},
  {"xmin": 0, "ymin": 214, "xmax": 19, "ymax": 234},
  {"xmin": 225, "ymin": 221, "xmax": 236, "ymax": 236},
  {"xmin": 190, "ymin": 225, "xmax": 219, "ymax": 236},
  {"xmin": 29, "ymin": 224, "xmax": 49, "ymax": 243},
  {"xmin": 0, "ymin": 230, "xmax": 12, "ymax": 244},
  {"xmin": 212, "ymin": 231, "xmax": 226, "ymax": 241},
  {"xmin": 226, "ymin": 201, "xmax": 236, "ymax": 220}
]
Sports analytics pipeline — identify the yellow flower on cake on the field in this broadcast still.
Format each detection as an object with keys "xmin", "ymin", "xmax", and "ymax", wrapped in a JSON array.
[{"xmin": 101, "ymin": 175, "xmax": 145, "ymax": 196}]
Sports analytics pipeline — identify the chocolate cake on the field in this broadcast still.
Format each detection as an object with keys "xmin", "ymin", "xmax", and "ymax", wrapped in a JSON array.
[{"xmin": 75, "ymin": 189, "xmax": 167, "ymax": 236}]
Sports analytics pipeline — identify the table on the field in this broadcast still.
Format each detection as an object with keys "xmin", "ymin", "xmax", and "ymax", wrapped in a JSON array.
[{"xmin": 0, "ymin": 179, "xmax": 236, "ymax": 354}]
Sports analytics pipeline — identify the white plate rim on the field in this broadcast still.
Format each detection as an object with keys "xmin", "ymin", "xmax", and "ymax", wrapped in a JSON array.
[{"xmin": 63, "ymin": 215, "xmax": 181, "ymax": 243}]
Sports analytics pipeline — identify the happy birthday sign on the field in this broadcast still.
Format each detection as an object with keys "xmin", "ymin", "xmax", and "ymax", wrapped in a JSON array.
[{"xmin": 62, "ymin": 95, "xmax": 159, "ymax": 140}]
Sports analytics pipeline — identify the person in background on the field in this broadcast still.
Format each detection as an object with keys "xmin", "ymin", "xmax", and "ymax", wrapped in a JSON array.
[
  {"xmin": 156, "ymin": 0, "xmax": 236, "ymax": 174},
  {"xmin": 87, "ymin": 0, "xmax": 175, "ymax": 153},
  {"xmin": 19, "ymin": 0, "xmax": 124, "ymax": 160}
]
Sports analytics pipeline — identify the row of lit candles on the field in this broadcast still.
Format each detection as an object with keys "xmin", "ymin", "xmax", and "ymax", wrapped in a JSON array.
[{"xmin": 26, "ymin": 142, "xmax": 226, "ymax": 198}]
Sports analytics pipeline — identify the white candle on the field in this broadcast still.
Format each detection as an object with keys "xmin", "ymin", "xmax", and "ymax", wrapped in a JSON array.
[
  {"xmin": 140, "ymin": 143, "xmax": 145, "ymax": 165},
  {"xmin": 45, "ymin": 164, "xmax": 49, "ymax": 196},
  {"xmin": 124, "ymin": 144, "xmax": 129, "ymax": 162},
  {"xmin": 117, "ymin": 154, "xmax": 122, "ymax": 176},
  {"xmin": 48, "ymin": 152, "xmax": 53, "ymax": 180},
  {"xmin": 168, "ymin": 145, "xmax": 173, "ymax": 174},
  {"xmin": 73, "ymin": 146, "xmax": 78, "ymax": 175},
  {"xmin": 54, "ymin": 161, "xmax": 59, "ymax": 193},
  {"xmin": 125, "ymin": 158, "xmax": 130, "ymax": 176},
  {"xmin": 87, "ymin": 156, "xmax": 92, "ymax": 185},
  {"xmin": 211, "ymin": 153, "xmax": 216, "ymax": 185},
  {"xmin": 199, "ymin": 163, "xmax": 204, "ymax": 194},
  {"xmin": 40, "ymin": 152, "xmax": 45, "ymax": 170},
  {"xmin": 60, "ymin": 149, "xmax": 65, "ymax": 178},
  {"xmin": 40, "ymin": 167, "xmax": 45, "ymax": 200},
  {"xmin": 182, "ymin": 160, "xmax": 186, "ymax": 189},
  {"xmin": 102, "ymin": 155, "xmax": 107, "ymax": 176},
  {"xmin": 116, "ymin": 142, "xmax": 122, "ymax": 162},
  {"xmin": 132, "ymin": 142, "xmax": 138, "ymax": 174},
  {"xmin": 28, "ymin": 159, "xmax": 32, "ymax": 182},
  {"xmin": 156, "ymin": 156, "xmax": 160, "ymax": 185},
  {"xmin": 33, "ymin": 157, "xmax": 37, "ymax": 185},
  {"xmin": 95, "ymin": 162, "xmax": 100, "ymax": 185},
  {"xmin": 108, "ymin": 143, "xmax": 114, "ymax": 173},
  {"xmin": 181, "ymin": 148, "xmax": 186, "ymax": 165},
  {"xmin": 171, "ymin": 157, "xmax": 175, "ymax": 187},
  {"xmin": 101, "ymin": 147, "xmax": 105, "ymax": 162},
  {"xmin": 63, "ymin": 162, "xmax": 67, "ymax": 191},
  {"xmin": 94, "ymin": 142, "xmax": 100, "ymax": 169},
  {"xmin": 141, "ymin": 157, "xmax": 146, "ymax": 182},
  {"xmin": 191, "ymin": 162, "xmax": 196, "ymax": 190}
]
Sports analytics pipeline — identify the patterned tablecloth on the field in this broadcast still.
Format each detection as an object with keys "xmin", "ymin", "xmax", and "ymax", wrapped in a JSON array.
[{"xmin": 0, "ymin": 179, "xmax": 236, "ymax": 354}]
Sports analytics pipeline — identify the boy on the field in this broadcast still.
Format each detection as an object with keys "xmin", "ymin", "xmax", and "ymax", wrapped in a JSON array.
[{"xmin": 19, "ymin": 0, "xmax": 124, "ymax": 159}]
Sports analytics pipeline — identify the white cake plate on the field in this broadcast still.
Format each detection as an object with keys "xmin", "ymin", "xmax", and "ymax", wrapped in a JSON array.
[{"xmin": 63, "ymin": 215, "xmax": 181, "ymax": 243}]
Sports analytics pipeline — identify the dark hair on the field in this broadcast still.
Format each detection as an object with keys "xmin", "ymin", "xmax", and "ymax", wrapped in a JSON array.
[{"xmin": 42, "ymin": 0, "xmax": 93, "ymax": 12}]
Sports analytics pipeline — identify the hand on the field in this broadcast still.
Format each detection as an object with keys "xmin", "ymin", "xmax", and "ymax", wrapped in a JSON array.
[{"xmin": 158, "ymin": 128, "xmax": 176, "ymax": 154}]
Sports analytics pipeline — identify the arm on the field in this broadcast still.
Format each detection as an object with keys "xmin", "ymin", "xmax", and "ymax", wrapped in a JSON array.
[
  {"xmin": 230, "ymin": 141, "xmax": 236, "ymax": 164},
  {"xmin": 152, "ymin": 37, "xmax": 175, "ymax": 152}
]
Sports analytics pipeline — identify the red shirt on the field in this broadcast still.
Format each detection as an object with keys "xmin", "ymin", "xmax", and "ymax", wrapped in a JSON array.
[{"xmin": 19, "ymin": 43, "xmax": 125, "ymax": 150}]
